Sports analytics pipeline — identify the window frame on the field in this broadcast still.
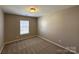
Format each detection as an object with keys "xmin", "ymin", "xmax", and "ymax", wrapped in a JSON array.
[{"xmin": 20, "ymin": 20, "xmax": 30, "ymax": 35}]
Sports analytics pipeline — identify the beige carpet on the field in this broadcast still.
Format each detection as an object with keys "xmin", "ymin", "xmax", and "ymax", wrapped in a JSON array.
[{"xmin": 1, "ymin": 37, "xmax": 73, "ymax": 54}]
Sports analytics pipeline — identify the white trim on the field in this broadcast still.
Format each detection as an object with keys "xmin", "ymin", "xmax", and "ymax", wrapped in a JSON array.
[
  {"xmin": 0, "ymin": 44, "xmax": 4, "ymax": 54},
  {"xmin": 38, "ymin": 35, "xmax": 77, "ymax": 54},
  {"xmin": 5, "ymin": 35, "xmax": 37, "ymax": 45}
]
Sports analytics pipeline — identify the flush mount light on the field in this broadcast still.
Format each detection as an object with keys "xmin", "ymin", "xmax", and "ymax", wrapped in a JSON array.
[{"xmin": 27, "ymin": 6, "xmax": 39, "ymax": 13}]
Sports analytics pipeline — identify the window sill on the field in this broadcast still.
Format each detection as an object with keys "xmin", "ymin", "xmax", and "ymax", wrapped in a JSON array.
[{"xmin": 20, "ymin": 33, "xmax": 29, "ymax": 36}]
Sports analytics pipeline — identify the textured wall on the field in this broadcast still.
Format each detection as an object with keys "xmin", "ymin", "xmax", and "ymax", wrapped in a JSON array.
[
  {"xmin": 38, "ymin": 6, "xmax": 79, "ymax": 53},
  {"xmin": 4, "ymin": 14, "xmax": 38, "ymax": 43}
]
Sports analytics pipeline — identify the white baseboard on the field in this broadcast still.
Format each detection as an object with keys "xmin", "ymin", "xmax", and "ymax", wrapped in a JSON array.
[
  {"xmin": 38, "ymin": 35, "xmax": 77, "ymax": 54},
  {"xmin": 0, "ymin": 44, "xmax": 4, "ymax": 54},
  {"xmin": 5, "ymin": 35, "xmax": 37, "ymax": 45}
]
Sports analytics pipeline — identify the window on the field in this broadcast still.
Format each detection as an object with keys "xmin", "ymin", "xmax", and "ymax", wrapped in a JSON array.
[{"xmin": 20, "ymin": 20, "xmax": 29, "ymax": 35}]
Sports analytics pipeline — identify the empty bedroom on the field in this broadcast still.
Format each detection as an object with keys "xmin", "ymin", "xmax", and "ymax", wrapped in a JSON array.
[{"xmin": 0, "ymin": 5, "xmax": 79, "ymax": 54}]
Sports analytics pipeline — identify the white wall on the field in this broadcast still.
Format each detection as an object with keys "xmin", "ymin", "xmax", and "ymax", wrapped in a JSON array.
[{"xmin": 0, "ymin": 9, "xmax": 4, "ymax": 53}]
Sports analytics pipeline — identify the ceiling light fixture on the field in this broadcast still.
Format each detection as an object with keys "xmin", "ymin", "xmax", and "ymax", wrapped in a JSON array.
[{"xmin": 27, "ymin": 6, "xmax": 39, "ymax": 13}]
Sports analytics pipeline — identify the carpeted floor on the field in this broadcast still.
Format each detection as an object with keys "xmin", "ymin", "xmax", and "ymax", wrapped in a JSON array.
[{"xmin": 1, "ymin": 37, "xmax": 73, "ymax": 54}]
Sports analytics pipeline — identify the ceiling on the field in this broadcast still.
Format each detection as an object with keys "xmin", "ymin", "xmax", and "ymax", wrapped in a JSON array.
[{"xmin": 0, "ymin": 5, "xmax": 75, "ymax": 17}]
